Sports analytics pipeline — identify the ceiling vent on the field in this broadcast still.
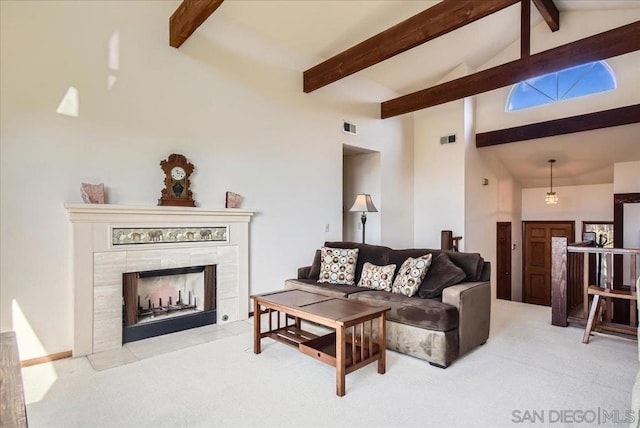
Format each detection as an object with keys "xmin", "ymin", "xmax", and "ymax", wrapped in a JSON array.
[
  {"xmin": 343, "ymin": 121, "xmax": 357, "ymax": 135},
  {"xmin": 440, "ymin": 134, "xmax": 456, "ymax": 144}
]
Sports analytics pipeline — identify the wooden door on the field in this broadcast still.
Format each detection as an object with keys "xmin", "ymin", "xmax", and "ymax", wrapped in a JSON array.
[
  {"xmin": 496, "ymin": 222, "xmax": 512, "ymax": 300},
  {"xmin": 523, "ymin": 221, "xmax": 574, "ymax": 306}
]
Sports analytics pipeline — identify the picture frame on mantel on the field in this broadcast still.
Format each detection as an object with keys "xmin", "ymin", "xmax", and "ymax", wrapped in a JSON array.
[{"xmin": 225, "ymin": 191, "xmax": 242, "ymax": 208}]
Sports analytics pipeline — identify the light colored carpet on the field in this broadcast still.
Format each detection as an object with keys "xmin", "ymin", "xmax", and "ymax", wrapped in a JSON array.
[{"xmin": 23, "ymin": 299, "xmax": 638, "ymax": 427}]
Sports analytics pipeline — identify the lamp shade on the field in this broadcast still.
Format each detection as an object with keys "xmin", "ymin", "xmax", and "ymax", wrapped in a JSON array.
[{"xmin": 349, "ymin": 194, "xmax": 378, "ymax": 212}]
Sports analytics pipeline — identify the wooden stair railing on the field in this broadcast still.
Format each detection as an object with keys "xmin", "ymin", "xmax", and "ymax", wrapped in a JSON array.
[
  {"xmin": 583, "ymin": 286, "xmax": 637, "ymax": 343},
  {"xmin": 551, "ymin": 237, "xmax": 640, "ymax": 340},
  {"xmin": 441, "ymin": 230, "xmax": 463, "ymax": 251}
]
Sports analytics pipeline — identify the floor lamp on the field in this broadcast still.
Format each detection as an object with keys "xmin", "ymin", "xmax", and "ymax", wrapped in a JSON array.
[{"xmin": 349, "ymin": 194, "xmax": 378, "ymax": 244}]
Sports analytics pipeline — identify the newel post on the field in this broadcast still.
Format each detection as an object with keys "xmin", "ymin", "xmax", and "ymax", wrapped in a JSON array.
[{"xmin": 551, "ymin": 237, "xmax": 568, "ymax": 327}]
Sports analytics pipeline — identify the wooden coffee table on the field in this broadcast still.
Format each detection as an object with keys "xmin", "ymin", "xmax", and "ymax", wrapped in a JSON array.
[{"xmin": 252, "ymin": 289, "xmax": 390, "ymax": 396}]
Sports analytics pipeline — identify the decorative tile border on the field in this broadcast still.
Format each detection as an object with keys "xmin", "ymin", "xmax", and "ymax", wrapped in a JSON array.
[{"xmin": 112, "ymin": 226, "xmax": 228, "ymax": 246}]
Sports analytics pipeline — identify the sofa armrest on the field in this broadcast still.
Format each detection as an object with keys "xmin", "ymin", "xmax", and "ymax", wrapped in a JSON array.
[
  {"xmin": 297, "ymin": 266, "xmax": 312, "ymax": 280},
  {"xmin": 442, "ymin": 281, "xmax": 491, "ymax": 356}
]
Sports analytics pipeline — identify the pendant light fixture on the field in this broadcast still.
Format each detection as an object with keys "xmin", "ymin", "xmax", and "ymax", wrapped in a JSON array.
[{"xmin": 545, "ymin": 159, "xmax": 558, "ymax": 205}]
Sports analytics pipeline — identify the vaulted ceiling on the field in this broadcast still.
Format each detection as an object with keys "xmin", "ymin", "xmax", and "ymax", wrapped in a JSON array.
[{"xmin": 179, "ymin": 0, "xmax": 640, "ymax": 188}]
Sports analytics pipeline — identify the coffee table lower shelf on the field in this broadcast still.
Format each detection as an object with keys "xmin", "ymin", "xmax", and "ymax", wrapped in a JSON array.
[
  {"xmin": 299, "ymin": 332, "xmax": 381, "ymax": 374},
  {"xmin": 265, "ymin": 325, "xmax": 382, "ymax": 379}
]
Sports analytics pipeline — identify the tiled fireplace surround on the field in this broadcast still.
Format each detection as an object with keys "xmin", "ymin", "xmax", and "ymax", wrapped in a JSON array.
[{"xmin": 65, "ymin": 204, "xmax": 255, "ymax": 357}]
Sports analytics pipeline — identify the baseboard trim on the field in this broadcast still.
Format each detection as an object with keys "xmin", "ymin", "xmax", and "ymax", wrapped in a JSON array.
[{"xmin": 21, "ymin": 350, "xmax": 72, "ymax": 367}]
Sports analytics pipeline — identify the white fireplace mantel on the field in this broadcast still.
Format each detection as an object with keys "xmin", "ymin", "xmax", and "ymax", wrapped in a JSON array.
[
  {"xmin": 65, "ymin": 204, "xmax": 257, "ymax": 222},
  {"xmin": 65, "ymin": 204, "xmax": 256, "ymax": 356}
]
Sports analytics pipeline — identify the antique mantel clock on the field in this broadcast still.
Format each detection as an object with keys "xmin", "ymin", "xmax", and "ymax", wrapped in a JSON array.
[{"xmin": 158, "ymin": 153, "xmax": 196, "ymax": 207}]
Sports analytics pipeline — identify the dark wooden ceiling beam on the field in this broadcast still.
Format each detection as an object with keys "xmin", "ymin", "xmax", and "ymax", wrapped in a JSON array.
[
  {"xmin": 476, "ymin": 104, "xmax": 640, "ymax": 147},
  {"xmin": 532, "ymin": 0, "xmax": 560, "ymax": 32},
  {"xmin": 303, "ymin": 0, "xmax": 520, "ymax": 93},
  {"xmin": 170, "ymin": 0, "xmax": 224, "ymax": 48},
  {"xmin": 381, "ymin": 21, "xmax": 640, "ymax": 119}
]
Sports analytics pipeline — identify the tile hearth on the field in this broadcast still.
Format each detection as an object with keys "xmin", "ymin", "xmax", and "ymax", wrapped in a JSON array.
[{"xmin": 87, "ymin": 320, "xmax": 252, "ymax": 371}]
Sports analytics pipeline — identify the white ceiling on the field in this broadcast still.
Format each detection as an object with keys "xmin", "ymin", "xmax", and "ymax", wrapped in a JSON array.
[{"xmin": 212, "ymin": 0, "xmax": 640, "ymax": 188}]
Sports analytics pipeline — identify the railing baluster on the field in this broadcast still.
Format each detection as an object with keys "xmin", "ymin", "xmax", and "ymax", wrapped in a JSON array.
[
  {"xmin": 583, "ymin": 252, "xmax": 589, "ymax": 320},
  {"xmin": 605, "ymin": 253, "xmax": 613, "ymax": 322}
]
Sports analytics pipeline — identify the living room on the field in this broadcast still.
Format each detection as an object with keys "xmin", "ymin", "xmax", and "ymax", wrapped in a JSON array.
[{"xmin": 1, "ymin": 1, "xmax": 639, "ymax": 427}]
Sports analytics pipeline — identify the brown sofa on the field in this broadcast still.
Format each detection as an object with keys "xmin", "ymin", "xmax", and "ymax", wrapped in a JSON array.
[{"xmin": 285, "ymin": 241, "xmax": 491, "ymax": 368}]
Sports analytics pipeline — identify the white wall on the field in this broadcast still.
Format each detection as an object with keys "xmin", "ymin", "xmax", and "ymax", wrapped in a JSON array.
[
  {"xmin": 413, "ymin": 64, "xmax": 524, "ymax": 301},
  {"xmin": 614, "ymin": 161, "xmax": 640, "ymax": 283},
  {"xmin": 380, "ymin": 117, "xmax": 415, "ymax": 248},
  {"xmin": 463, "ymin": 96, "xmax": 499, "ymax": 247},
  {"xmin": 522, "ymin": 184, "xmax": 614, "ymax": 241},
  {"xmin": 413, "ymin": 65, "xmax": 471, "ymax": 249},
  {"xmin": 413, "ymin": 99, "xmax": 466, "ymax": 249},
  {"xmin": 343, "ymin": 152, "xmax": 382, "ymax": 244},
  {"xmin": 614, "ymin": 161, "xmax": 640, "ymax": 194},
  {"xmin": 0, "ymin": 1, "xmax": 414, "ymax": 358},
  {"xmin": 413, "ymin": 69, "xmax": 523, "ymax": 300}
]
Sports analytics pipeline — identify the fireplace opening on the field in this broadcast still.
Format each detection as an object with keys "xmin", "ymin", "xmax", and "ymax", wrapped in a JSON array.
[{"xmin": 122, "ymin": 265, "xmax": 216, "ymax": 343}]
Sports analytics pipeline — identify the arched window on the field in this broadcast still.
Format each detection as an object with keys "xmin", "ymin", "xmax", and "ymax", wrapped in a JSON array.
[{"xmin": 506, "ymin": 61, "xmax": 616, "ymax": 112}]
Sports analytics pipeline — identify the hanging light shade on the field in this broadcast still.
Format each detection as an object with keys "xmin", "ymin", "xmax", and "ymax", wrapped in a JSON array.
[{"xmin": 545, "ymin": 159, "xmax": 558, "ymax": 205}]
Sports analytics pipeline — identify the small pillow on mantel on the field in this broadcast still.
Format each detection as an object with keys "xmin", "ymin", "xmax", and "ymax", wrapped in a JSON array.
[
  {"xmin": 357, "ymin": 262, "xmax": 397, "ymax": 292},
  {"xmin": 391, "ymin": 254, "xmax": 433, "ymax": 297},
  {"xmin": 318, "ymin": 247, "xmax": 359, "ymax": 285}
]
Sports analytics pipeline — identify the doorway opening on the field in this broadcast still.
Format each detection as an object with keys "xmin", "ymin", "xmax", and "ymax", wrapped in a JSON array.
[
  {"xmin": 497, "ymin": 222, "xmax": 512, "ymax": 300},
  {"xmin": 342, "ymin": 145, "xmax": 381, "ymax": 244}
]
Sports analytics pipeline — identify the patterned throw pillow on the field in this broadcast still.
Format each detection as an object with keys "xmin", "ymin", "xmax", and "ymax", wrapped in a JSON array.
[
  {"xmin": 318, "ymin": 247, "xmax": 359, "ymax": 285},
  {"xmin": 392, "ymin": 254, "xmax": 433, "ymax": 297},
  {"xmin": 357, "ymin": 262, "xmax": 397, "ymax": 292}
]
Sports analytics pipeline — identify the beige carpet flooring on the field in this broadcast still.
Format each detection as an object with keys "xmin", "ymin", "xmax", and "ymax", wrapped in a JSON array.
[{"xmin": 22, "ymin": 299, "xmax": 638, "ymax": 427}]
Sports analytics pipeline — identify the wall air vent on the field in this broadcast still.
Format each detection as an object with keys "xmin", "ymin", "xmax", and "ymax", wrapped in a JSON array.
[
  {"xmin": 343, "ymin": 121, "xmax": 357, "ymax": 135},
  {"xmin": 440, "ymin": 134, "xmax": 456, "ymax": 144}
]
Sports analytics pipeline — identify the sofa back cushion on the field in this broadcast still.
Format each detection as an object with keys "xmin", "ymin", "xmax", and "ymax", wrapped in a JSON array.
[
  {"xmin": 324, "ymin": 241, "xmax": 391, "ymax": 284},
  {"xmin": 308, "ymin": 249, "xmax": 322, "ymax": 280},
  {"xmin": 445, "ymin": 251, "xmax": 485, "ymax": 282},
  {"xmin": 310, "ymin": 242, "xmax": 486, "ymax": 294},
  {"xmin": 387, "ymin": 248, "xmax": 437, "ymax": 270},
  {"xmin": 418, "ymin": 253, "xmax": 467, "ymax": 298}
]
